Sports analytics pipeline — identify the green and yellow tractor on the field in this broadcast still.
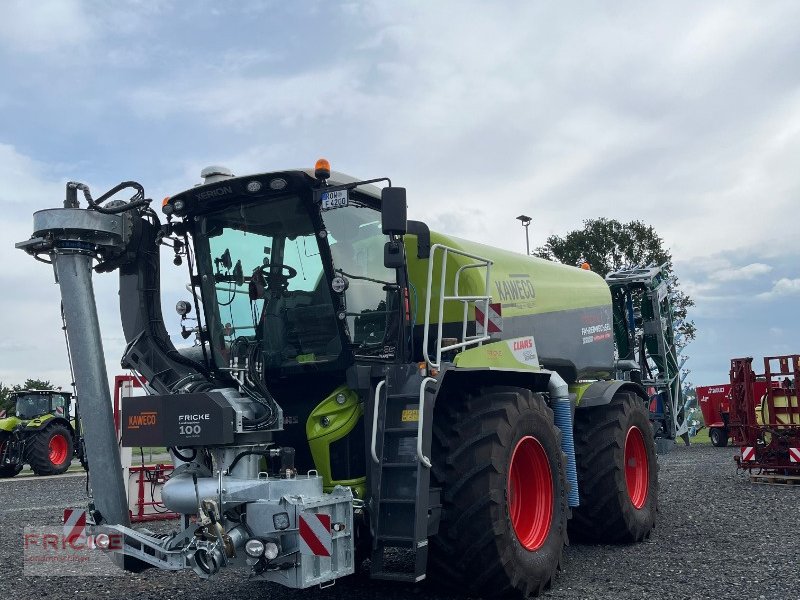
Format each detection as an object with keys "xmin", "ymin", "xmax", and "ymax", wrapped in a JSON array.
[
  {"xmin": 0, "ymin": 389, "xmax": 86, "ymax": 477},
  {"xmin": 17, "ymin": 162, "xmax": 660, "ymax": 596}
]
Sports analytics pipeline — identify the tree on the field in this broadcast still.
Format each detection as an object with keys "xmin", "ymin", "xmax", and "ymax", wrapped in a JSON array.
[{"xmin": 534, "ymin": 217, "xmax": 696, "ymax": 341}]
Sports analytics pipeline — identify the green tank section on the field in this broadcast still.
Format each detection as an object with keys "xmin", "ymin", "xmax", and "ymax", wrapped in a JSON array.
[{"xmin": 404, "ymin": 232, "xmax": 615, "ymax": 382}]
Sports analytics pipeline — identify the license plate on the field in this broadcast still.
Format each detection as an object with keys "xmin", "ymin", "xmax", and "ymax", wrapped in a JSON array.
[{"xmin": 320, "ymin": 189, "xmax": 349, "ymax": 210}]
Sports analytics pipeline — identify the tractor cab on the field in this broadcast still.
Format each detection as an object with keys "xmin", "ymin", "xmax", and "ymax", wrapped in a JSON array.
[
  {"xmin": 12, "ymin": 390, "xmax": 71, "ymax": 421},
  {"xmin": 164, "ymin": 165, "xmax": 406, "ymax": 381},
  {"xmin": 159, "ymin": 164, "xmax": 412, "ymax": 496}
]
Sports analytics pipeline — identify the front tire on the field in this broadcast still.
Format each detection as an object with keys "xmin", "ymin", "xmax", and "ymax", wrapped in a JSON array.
[
  {"xmin": 709, "ymin": 427, "xmax": 728, "ymax": 447},
  {"xmin": 0, "ymin": 433, "xmax": 23, "ymax": 478},
  {"xmin": 428, "ymin": 387, "xmax": 568, "ymax": 598},
  {"xmin": 27, "ymin": 423, "xmax": 74, "ymax": 476},
  {"xmin": 569, "ymin": 392, "xmax": 658, "ymax": 543}
]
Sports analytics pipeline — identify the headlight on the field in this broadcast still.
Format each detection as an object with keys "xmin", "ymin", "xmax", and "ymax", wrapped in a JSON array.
[
  {"xmin": 273, "ymin": 512, "xmax": 290, "ymax": 530},
  {"xmin": 263, "ymin": 540, "xmax": 280, "ymax": 560},
  {"xmin": 244, "ymin": 539, "xmax": 265, "ymax": 558}
]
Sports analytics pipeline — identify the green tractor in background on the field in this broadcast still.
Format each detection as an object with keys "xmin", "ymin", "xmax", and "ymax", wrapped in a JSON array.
[{"xmin": 0, "ymin": 389, "xmax": 86, "ymax": 477}]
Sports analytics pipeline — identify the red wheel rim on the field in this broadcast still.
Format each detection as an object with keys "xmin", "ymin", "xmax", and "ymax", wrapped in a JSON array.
[
  {"xmin": 507, "ymin": 435, "xmax": 553, "ymax": 551},
  {"xmin": 49, "ymin": 434, "xmax": 69, "ymax": 465},
  {"xmin": 624, "ymin": 426, "xmax": 649, "ymax": 509}
]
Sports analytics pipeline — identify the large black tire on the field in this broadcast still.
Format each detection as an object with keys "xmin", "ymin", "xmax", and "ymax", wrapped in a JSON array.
[
  {"xmin": 0, "ymin": 433, "xmax": 23, "ymax": 478},
  {"xmin": 709, "ymin": 427, "xmax": 729, "ymax": 448},
  {"xmin": 428, "ymin": 387, "xmax": 569, "ymax": 598},
  {"xmin": 27, "ymin": 423, "xmax": 74, "ymax": 476},
  {"xmin": 569, "ymin": 392, "xmax": 658, "ymax": 543}
]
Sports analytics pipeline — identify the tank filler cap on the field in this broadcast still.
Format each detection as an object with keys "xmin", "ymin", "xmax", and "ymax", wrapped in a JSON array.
[{"xmin": 200, "ymin": 165, "xmax": 234, "ymax": 184}]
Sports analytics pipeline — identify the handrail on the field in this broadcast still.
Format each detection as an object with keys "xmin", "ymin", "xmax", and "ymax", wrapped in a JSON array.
[
  {"xmin": 370, "ymin": 379, "xmax": 386, "ymax": 464},
  {"xmin": 422, "ymin": 243, "xmax": 493, "ymax": 369},
  {"xmin": 417, "ymin": 377, "xmax": 436, "ymax": 468}
]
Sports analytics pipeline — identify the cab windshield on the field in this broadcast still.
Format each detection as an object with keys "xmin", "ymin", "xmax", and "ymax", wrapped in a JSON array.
[
  {"xmin": 196, "ymin": 192, "xmax": 399, "ymax": 372},
  {"xmin": 198, "ymin": 195, "xmax": 342, "ymax": 370},
  {"xmin": 323, "ymin": 198, "xmax": 400, "ymax": 358},
  {"xmin": 15, "ymin": 394, "xmax": 57, "ymax": 419}
]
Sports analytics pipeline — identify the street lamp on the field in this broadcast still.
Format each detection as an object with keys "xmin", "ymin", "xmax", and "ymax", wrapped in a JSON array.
[{"xmin": 516, "ymin": 215, "xmax": 532, "ymax": 255}]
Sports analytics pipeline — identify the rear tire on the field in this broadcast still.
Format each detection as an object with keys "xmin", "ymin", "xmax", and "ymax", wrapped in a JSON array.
[
  {"xmin": 27, "ymin": 423, "xmax": 73, "ymax": 476},
  {"xmin": 569, "ymin": 392, "xmax": 658, "ymax": 543},
  {"xmin": 428, "ymin": 387, "xmax": 568, "ymax": 598},
  {"xmin": 0, "ymin": 433, "xmax": 23, "ymax": 478},
  {"xmin": 709, "ymin": 427, "xmax": 728, "ymax": 448}
]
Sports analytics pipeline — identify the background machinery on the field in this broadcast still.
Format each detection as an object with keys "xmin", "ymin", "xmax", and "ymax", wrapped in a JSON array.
[
  {"xmin": 16, "ymin": 161, "xmax": 659, "ymax": 596},
  {"xmin": 0, "ymin": 389, "xmax": 86, "ymax": 477},
  {"xmin": 607, "ymin": 265, "xmax": 691, "ymax": 450},
  {"xmin": 729, "ymin": 355, "xmax": 800, "ymax": 476},
  {"xmin": 697, "ymin": 380, "xmax": 778, "ymax": 447}
]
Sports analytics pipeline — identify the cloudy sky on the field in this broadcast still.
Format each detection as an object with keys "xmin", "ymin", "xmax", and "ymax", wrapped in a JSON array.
[{"xmin": 0, "ymin": 0, "xmax": 798, "ymax": 391}]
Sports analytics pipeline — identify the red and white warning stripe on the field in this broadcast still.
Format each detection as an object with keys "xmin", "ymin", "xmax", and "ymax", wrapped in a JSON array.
[
  {"xmin": 299, "ymin": 512, "xmax": 332, "ymax": 557},
  {"xmin": 63, "ymin": 508, "xmax": 86, "ymax": 545},
  {"xmin": 789, "ymin": 447, "xmax": 800, "ymax": 463},
  {"xmin": 475, "ymin": 302, "xmax": 503, "ymax": 335},
  {"xmin": 741, "ymin": 446, "xmax": 756, "ymax": 462}
]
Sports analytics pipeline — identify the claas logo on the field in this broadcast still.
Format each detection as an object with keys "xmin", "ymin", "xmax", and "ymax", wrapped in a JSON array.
[{"xmin": 127, "ymin": 411, "xmax": 157, "ymax": 430}]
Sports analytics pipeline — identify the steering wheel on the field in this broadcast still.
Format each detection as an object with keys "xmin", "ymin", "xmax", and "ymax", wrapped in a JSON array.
[
  {"xmin": 266, "ymin": 264, "xmax": 297, "ymax": 280},
  {"xmin": 251, "ymin": 264, "xmax": 297, "ymax": 296}
]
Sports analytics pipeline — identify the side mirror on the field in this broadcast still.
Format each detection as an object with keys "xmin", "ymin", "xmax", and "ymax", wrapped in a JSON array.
[
  {"xmin": 381, "ymin": 187, "xmax": 407, "ymax": 235},
  {"xmin": 384, "ymin": 240, "xmax": 405, "ymax": 269}
]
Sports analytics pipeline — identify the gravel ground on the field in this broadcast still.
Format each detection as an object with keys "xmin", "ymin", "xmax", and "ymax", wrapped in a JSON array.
[{"xmin": 0, "ymin": 445, "xmax": 797, "ymax": 600}]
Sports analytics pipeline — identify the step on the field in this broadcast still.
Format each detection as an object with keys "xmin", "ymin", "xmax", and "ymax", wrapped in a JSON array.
[
  {"xmin": 371, "ymin": 571, "xmax": 426, "ymax": 583},
  {"xmin": 383, "ymin": 427, "xmax": 418, "ymax": 435},
  {"xmin": 376, "ymin": 534, "xmax": 415, "ymax": 545},
  {"xmin": 381, "ymin": 462, "xmax": 418, "ymax": 469},
  {"xmin": 379, "ymin": 497, "xmax": 415, "ymax": 504}
]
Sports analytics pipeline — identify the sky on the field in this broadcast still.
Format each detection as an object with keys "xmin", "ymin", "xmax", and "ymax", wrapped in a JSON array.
[{"xmin": 0, "ymin": 0, "xmax": 798, "ymax": 391}]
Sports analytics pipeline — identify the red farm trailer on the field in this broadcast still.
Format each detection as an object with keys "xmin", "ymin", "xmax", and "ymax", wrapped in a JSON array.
[
  {"xmin": 728, "ymin": 355, "xmax": 800, "ymax": 478},
  {"xmin": 697, "ymin": 380, "xmax": 777, "ymax": 447}
]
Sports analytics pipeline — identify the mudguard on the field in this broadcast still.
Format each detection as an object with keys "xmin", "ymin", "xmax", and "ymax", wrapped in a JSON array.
[{"xmin": 577, "ymin": 380, "xmax": 648, "ymax": 408}]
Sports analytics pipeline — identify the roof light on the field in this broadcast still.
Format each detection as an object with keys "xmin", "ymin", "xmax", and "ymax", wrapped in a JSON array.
[
  {"xmin": 269, "ymin": 177, "xmax": 287, "ymax": 190},
  {"xmin": 162, "ymin": 197, "xmax": 174, "ymax": 215},
  {"xmin": 315, "ymin": 158, "xmax": 331, "ymax": 180},
  {"xmin": 581, "ymin": 262, "xmax": 591, "ymax": 270}
]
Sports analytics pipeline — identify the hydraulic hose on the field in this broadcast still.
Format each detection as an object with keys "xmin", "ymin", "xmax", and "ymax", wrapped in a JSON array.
[{"xmin": 549, "ymin": 372, "xmax": 580, "ymax": 508}]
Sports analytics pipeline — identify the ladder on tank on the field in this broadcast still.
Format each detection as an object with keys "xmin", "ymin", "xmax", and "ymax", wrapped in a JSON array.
[{"xmin": 369, "ymin": 373, "xmax": 439, "ymax": 582}]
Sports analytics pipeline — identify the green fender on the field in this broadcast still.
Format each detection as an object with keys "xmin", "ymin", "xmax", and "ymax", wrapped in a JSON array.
[
  {"xmin": 0, "ymin": 416, "xmax": 22, "ymax": 433},
  {"xmin": 573, "ymin": 380, "xmax": 648, "ymax": 408},
  {"xmin": 22, "ymin": 415, "xmax": 74, "ymax": 434}
]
